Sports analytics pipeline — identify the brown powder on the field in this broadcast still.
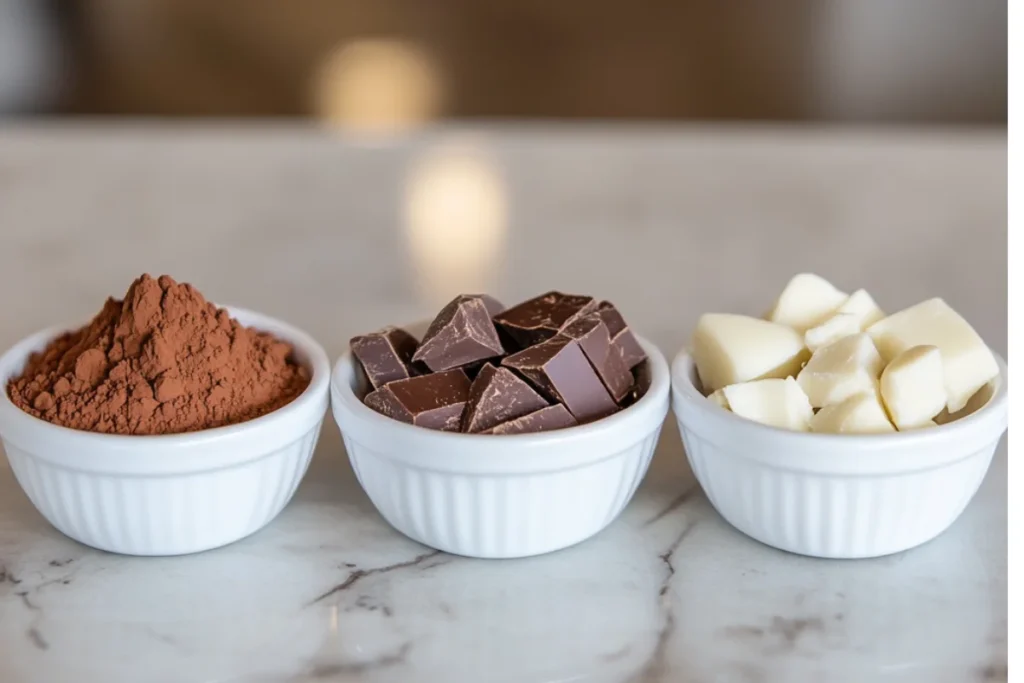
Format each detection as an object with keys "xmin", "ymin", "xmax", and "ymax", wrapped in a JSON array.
[{"xmin": 7, "ymin": 274, "xmax": 311, "ymax": 435}]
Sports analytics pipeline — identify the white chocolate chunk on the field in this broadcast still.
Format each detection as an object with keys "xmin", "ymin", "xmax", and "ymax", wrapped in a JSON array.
[
  {"xmin": 879, "ymin": 345, "xmax": 946, "ymax": 430},
  {"xmin": 834, "ymin": 289, "xmax": 885, "ymax": 330},
  {"xmin": 723, "ymin": 378, "xmax": 813, "ymax": 431},
  {"xmin": 691, "ymin": 314, "xmax": 809, "ymax": 393},
  {"xmin": 796, "ymin": 333, "xmax": 884, "ymax": 408},
  {"xmin": 867, "ymin": 298, "xmax": 998, "ymax": 412},
  {"xmin": 768, "ymin": 273, "xmax": 847, "ymax": 330},
  {"xmin": 708, "ymin": 389, "xmax": 730, "ymax": 410},
  {"xmin": 804, "ymin": 313, "xmax": 861, "ymax": 352},
  {"xmin": 810, "ymin": 391, "xmax": 896, "ymax": 434},
  {"xmin": 803, "ymin": 287, "xmax": 885, "ymax": 352},
  {"xmin": 934, "ymin": 381, "xmax": 996, "ymax": 425}
]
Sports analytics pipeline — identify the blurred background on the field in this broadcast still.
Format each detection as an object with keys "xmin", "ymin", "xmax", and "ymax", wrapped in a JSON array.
[{"xmin": 0, "ymin": 0, "xmax": 1006, "ymax": 126}]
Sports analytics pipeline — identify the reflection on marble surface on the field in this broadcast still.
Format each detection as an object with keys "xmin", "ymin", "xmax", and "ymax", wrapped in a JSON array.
[{"xmin": 0, "ymin": 125, "xmax": 1006, "ymax": 682}]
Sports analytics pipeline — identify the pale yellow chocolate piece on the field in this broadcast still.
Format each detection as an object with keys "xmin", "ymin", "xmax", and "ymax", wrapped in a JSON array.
[
  {"xmin": 868, "ymin": 298, "xmax": 998, "ymax": 412},
  {"xmin": 723, "ymin": 377, "xmax": 813, "ymax": 432},
  {"xmin": 804, "ymin": 313, "xmax": 861, "ymax": 352},
  {"xmin": 810, "ymin": 391, "xmax": 896, "ymax": 434},
  {"xmin": 708, "ymin": 388, "xmax": 730, "ymax": 410},
  {"xmin": 691, "ymin": 313, "xmax": 809, "ymax": 393},
  {"xmin": 796, "ymin": 333, "xmax": 884, "ymax": 409},
  {"xmin": 934, "ymin": 381, "xmax": 997, "ymax": 425},
  {"xmin": 803, "ymin": 287, "xmax": 886, "ymax": 352},
  {"xmin": 834, "ymin": 289, "xmax": 886, "ymax": 330},
  {"xmin": 879, "ymin": 345, "xmax": 946, "ymax": 430},
  {"xmin": 768, "ymin": 273, "xmax": 847, "ymax": 331}
]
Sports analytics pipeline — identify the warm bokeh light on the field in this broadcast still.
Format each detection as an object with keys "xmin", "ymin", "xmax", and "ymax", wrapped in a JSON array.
[
  {"xmin": 404, "ymin": 140, "xmax": 508, "ymax": 306},
  {"xmin": 313, "ymin": 39, "xmax": 442, "ymax": 132}
]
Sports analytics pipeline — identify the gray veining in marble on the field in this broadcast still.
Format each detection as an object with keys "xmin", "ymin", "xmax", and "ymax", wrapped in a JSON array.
[{"xmin": 0, "ymin": 124, "xmax": 1007, "ymax": 683}]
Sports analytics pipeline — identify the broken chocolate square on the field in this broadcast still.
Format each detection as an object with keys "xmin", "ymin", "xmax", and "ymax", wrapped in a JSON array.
[
  {"xmin": 502, "ymin": 335, "xmax": 617, "ymax": 423},
  {"xmin": 412, "ymin": 295, "xmax": 505, "ymax": 372},
  {"xmin": 596, "ymin": 302, "xmax": 646, "ymax": 369},
  {"xmin": 620, "ymin": 360, "xmax": 652, "ymax": 408},
  {"xmin": 364, "ymin": 369, "xmax": 471, "ymax": 431},
  {"xmin": 461, "ymin": 363, "xmax": 550, "ymax": 433},
  {"xmin": 493, "ymin": 291, "xmax": 598, "ymax": 348},
  {"xmin": 560, "ymin": 315, "xmax": 633, "ymax": 402},
  {"xmin": 473, "ymin": 294, "xmax": 506, "ymax": 318},
  {"xmin": 350, "ymin": 326, "xmax": 419, "ymax": 390},
  {"xmin": 483, "ymin": 404, "xmax": 577, "ymax": 435}
]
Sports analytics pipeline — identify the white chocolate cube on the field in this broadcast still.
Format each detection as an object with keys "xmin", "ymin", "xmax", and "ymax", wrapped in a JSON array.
[
  {"xmin": 868, "ymin": 298, "xmax": 998, "ymax": 411},
  {"xmin": 796, "ymin": 333, "xmax": 884, "ymax": 408},
  {"xmin": 768, "ymin": 273, "xmax": 847, "ymax": 330},
  {"xmin": 722, "ymin": 378, "xmax": 813, "ymax": 431},
  {"xmin": 691, "ymin": 314, "xmax": 809, "ymax": 392},
  {"xmin": 810, "ymin": 391, "xmax": 896, "ymax": 434},
  {"xmin": 834, "ymin": 289, "xmax": 886, "ymax": 330},
  {"xmin": 934, "ymin": 381, "xmax": 996, "ymax": 425},
  {"xmin": 879, "ymin": 345, "xmax": 946, "ymax": 430},
  {"xmin": 708, "ymin": 389, "xmax": 730, "ymax": 410},
  {"xmin": 804, "ymin": 313, "xmax": 861, "ymax": 352}
]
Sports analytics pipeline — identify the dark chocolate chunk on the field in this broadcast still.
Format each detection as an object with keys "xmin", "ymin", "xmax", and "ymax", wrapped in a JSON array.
[
  {"xmin": 612, "ymin": 329, "xmax": 646, "ymax": 370},
  {"xmin": 561, "ymin": 315, "xmax": 633, "ymax": 402},
  {"xmin": 502, "ymin": 336, "xmax": 618, "ymax": 423},
  {"xmin": 461, "ymin": 355, "xmax": 508, "ymax": 381},
  {"xmin": 364, "ymin": 369, "xmax": 470, "ymax": 431},
  {"xmin": 493, "ymin": 292, "xmax": 598, "ymax": 347},
  {"xmin": 596, "ymin": 302, "xmax": 646, "ymax": 369},
  {"xmin": 461, "ymin": 363, "xmax": 549, "ymax": 433},
  {"xmin": 633, "ymin": 360, "xmax": 652, "ymax": 396},
  {"xmin": 484, "ymin": 404, "xmax": 578, "ymax": 435},
  {"xmin": 474, "ymin": 294, "xmax": 506, "ymax": 318},
  {"xmin": 350, "ymin": 326, "xmax": 419, "ymax": 390},
  {"xmin": 412, "ymin": 295, "xmax": 505, "ymax": 372},
  {"xmin": 620, "ymin": 360, "xmax": 652, "ymax": 408},
  {"xmin": 595, "ymin": 301, "xmax": 625, "ymax": 335}
]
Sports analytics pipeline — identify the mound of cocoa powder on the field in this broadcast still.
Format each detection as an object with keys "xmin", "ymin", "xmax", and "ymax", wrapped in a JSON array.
[{"xmin": 7, "ymin": 274, "xmax": 310, "ymax": 435}]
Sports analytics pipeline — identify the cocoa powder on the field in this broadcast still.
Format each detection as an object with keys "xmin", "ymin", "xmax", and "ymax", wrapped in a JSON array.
[{"xmin": 8, "ymin": 274, "xmax": 310, "ymax": 435}]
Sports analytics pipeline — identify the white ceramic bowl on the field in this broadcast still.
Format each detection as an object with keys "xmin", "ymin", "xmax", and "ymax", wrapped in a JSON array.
[
  {"xmin": 331, "ymin": 331, "xmax": 670, "ymax": 559},
  {"xmin": 671, "ymin": 350, "xmax": 1008, "ymax": 559},
  {"xmin": 0, "ymin": 307, "xmax": 330, "ymax": 556}
]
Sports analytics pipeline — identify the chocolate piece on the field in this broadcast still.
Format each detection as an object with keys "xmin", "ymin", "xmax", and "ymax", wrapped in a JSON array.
[
  {"xmin": 620, "ymin": 360, "xmax": 652, "ymax": 408},
  {"xmin": 484, "ymin": 404, "xmax": 578, "ymax": 435},
  {"xmin": 595, "ymin": 301, "xmax": 625, "ymax": 335},
  {"xmin": 412, "ymin": 295, "xmax": 505, "ymax": 372},
  {"xmin": 461, "ymin": 355, "xmax": 507, "ymax": 381},
  {"xmin": 561, "ymin": 315, "xmax": 633, "ymax": 402},
  {"xmin": 493, "ymin": 292, "xmax": 598, "ymax": 347},
  {"xmin": 474, "ymin": 294, "xmax": 506, "ymax": 318},
  {"xmin": 502, "ymin": 336, "xmax": 618, "ymax": 423},
  {"xmin": 461, "ymin": 363, "xmax": 549, "ymax": 433},
  {"xmin": 364, "ymin": 369, "xmax": 470, "ymax": 431},
  {"xmin": 350, "ymin": 326, "xmax": 419, "ymax": 390},
  {"xmin": 596, "ymin": 302, "xmax": 646, "ymax": 369}
]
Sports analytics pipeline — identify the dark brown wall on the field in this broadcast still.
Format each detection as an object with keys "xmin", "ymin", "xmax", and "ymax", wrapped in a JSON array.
[{"xmin": 68, "ymin": 0, "xmax": 1006, "ymax": 122}]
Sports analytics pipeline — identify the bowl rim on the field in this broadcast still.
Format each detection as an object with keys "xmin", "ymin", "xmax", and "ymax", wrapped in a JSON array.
[
  {"xmin": 331, "ymin": 330, "xmax": 671, "ymax": 473},
  {"xmin": 0, "ymin": 306, "xmax": 331, "ymax": 468},
  {"xmin": 670, "ymin": 346, "xmax": 1008, "ymax": 473}
]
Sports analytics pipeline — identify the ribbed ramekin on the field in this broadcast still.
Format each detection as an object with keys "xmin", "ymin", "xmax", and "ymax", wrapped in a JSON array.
[
  {"xmin": 671, "ymin": 349, "xmax": 1008, "ymax": 559},
  {"xmin": 331, "ymin": 331, "xmax": 670, "ymax": 559},
  {"xmin": 0, "ymin": 307, "xmax": 330, "ymax": 556}
]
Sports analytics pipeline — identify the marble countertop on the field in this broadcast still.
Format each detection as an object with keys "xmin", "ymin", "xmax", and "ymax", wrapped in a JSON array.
[{"xmin": 0, "ymin": 124, "xmax": 1007, "ymax": 683}]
